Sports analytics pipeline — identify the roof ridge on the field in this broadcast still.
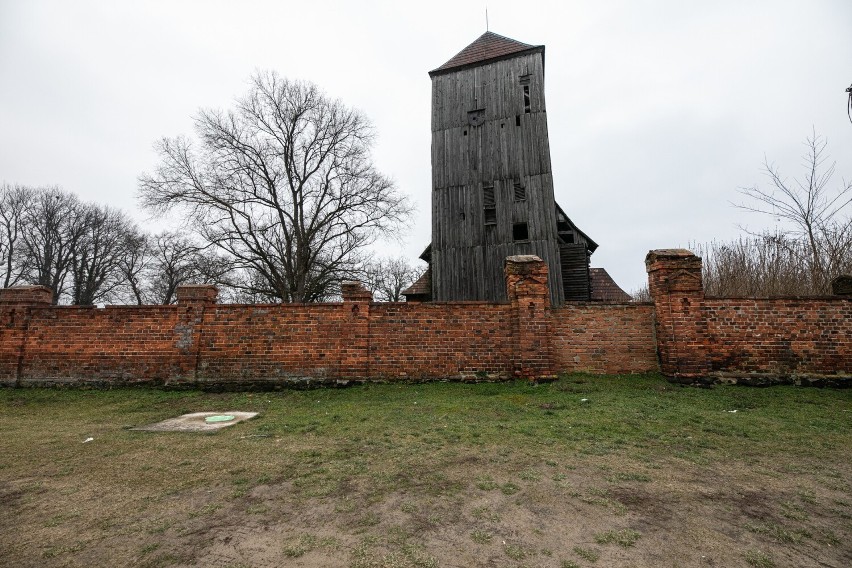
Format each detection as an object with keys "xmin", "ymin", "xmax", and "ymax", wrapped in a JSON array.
[{"xmin": 430, "ymin": 31, "xmax": 541, "ymax": 76}]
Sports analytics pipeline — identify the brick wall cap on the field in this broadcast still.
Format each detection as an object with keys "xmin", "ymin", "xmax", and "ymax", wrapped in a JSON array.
[
  {"xmin": 175, "ymin": 284, "xmax": 218, "ymax": 304},
  {"xmin": 645, "ymin": 249, "xmax": 695, "ymax": 262},
  {"xmin": 341, "ymin": 281, "xmax": 373, "ymax": 302},
  {"xmin": 0, "ymin": 285, "xmax": 53, "ymax": 305},
  {"xmin": 506, "ymin": 255, "xmax": 543, "ymax": 264}
]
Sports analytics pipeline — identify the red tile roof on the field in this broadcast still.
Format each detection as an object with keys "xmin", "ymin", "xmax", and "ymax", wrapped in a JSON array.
[
  {"xmin": 402, "ymin": 267, "xmax": 432, "ymax": 299},
  {"xmin": 590, "ymin": 268, "xmax": 632, "ymax": 302},
  {"xmin": 430, "ymin": 32, "xmax": 541, "ymax": 76}
]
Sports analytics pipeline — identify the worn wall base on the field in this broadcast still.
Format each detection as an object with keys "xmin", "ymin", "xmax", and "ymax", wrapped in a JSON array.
[{"xmin": 665, "ymin": 373, "xmax": 852, "ymax": 388}]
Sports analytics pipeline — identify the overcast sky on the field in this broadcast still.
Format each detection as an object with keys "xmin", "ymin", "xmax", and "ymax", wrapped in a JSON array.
[{"xmin": 1, "ymin": 0, "xmax": 851, "ymax": 292}]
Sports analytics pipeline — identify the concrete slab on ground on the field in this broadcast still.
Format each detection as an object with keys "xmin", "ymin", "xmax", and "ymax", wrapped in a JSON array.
[{"xmin": 133, "ymin": 411, "xmax": 258, "ymax": 432}]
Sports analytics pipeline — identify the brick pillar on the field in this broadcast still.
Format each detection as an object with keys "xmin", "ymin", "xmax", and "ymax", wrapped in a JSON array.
[
  {"xmin": 174, "ymin": 285, "xmax": 218, "ymax": 384},
  {"xmin": 176, "ymin": 285, "xmax": 218, "ymax": 306},
  {"xmin": 340, "ymin": 281, "xmax": 372, "ymax": 379},
  {"xmin": 505, "ymin": 256, "xmax": 556, "ymax": 381},
  {"xmin": 0, "ymin": 286, "xmax": 53, "ymax": 386},
  {"xmin": 645, "ymin": 249, "xmax": 709, "ymax": 381}
]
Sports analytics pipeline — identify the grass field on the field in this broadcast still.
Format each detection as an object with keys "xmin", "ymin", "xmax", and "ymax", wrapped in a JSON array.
[{"xmin": 0, "ymin": 374, "xmax": 850, "ymax": 567}]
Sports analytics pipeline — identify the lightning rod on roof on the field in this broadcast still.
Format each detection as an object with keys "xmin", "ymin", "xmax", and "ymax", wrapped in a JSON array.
[
  {"xmin": 847, "ymin": 83, "xmax": 852, "ymax": 124},
  {"xmin": 486, "ymin": 6, "xmax": 489, "ymax": 31}
]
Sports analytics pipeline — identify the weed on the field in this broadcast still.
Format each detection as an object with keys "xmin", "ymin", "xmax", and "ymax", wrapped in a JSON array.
[
  {"xmin": 147, "ymin": 520, "xmax": 174, "ymax": 535},
  {"xmin": 561, "ymin": 561, "xmax": 581, "ymax": 568},
  {"xmin": 471, "ymin": 506, "xmax": 501, "ymax": 523},
  {"xmin": 519, "ymin": 470, "xmax": 541, "ymax": 481},
  {"xmin": 606, "ymin": 472, "xmax": 651, "ymax": 483},
  {"xmin": 140, "ymin": 543, "xmax": 160, "ymax": 555},
  {"xmin": 188, "ymin": 504, "xmax": 221, "ymax": 518},
  {"xmin": 501, "ymin": 482, "xmax": 520, "ymax": 495},
  {"xmin": 814, "ymin": 528, "xmax": 840, "ymax": 546},
  {"xmin": 744, "ymin": 550, "xmax": 775, "ymax": 568},
  {"xmin": 744, "ymin": 522, "xmax": 810, "ymax": 544},
  {"xmin": 358, "ymin": 512, "xmax": 381, "ymax": 527},
  {"xmin": 401, "ymin": 502, "xmax": 417, "ymax": 513},
  {"xmin": 335, "ymin": 499, "xmax": 357, "ymax": 513},
  {"xmin": 595, "ymin": 529, "xmax": 641, "ymax": 547},
  {"xmin": 470, "ymin": 530, "xmax": 492, "ymax": 544},
  {"xmin": 573, "ymin": 546, "xmax": 600, "ymax": 562},
  {"xmin": 798, "ymin": 489, "xmax": 817, "ymax": 505},
  {"xmin": 283, "ymin": 534, "xmax": 317, "ymax": 557},
  {"xmin": 504, "ymin": 543, "xmax": 526, "ymax": 560},
  {"xmin": 351, "ymin": 540, "xmax": 436, "ymax": 568},
  {"xmin": 476, "ymin": 477, "xmax": 499, "ymax": 491},
  {"xmin": 43, "ymin": 543, "xmax": 84, "ymax": 558},
  {"xmin": 578, "ymin": 488, "xmax": 627, "ymax": 515},
  {"xmin": 779, "ymin": 501, "xmax": 809, "ymax": 522}
]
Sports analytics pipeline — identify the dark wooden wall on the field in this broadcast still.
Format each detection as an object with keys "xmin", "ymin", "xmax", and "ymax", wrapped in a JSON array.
[{"xmin": 430, "ymin": 51, "xmax": 567, "ymax": 305}]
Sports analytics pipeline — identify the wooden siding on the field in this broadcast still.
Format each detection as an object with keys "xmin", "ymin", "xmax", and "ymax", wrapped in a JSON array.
[
  {"xmin": 431, "ymin": 50, "xmax": 567, "ymax": 305},
  {"xmin": 560, "ymin": 244, "xmax": 591, "ymax": 301}
]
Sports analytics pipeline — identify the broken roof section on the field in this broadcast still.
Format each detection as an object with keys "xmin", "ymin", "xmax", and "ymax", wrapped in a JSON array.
[
  {"xmin": 429, "ymin": 31, "xmax": 543, "ymax": 77},
  {"xmin": 589, "ymin": 268, "xmax": 632, "ymax": 302}
]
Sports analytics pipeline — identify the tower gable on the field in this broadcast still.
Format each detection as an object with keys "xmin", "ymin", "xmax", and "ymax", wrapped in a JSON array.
[{"xmin": 430, "ymin": 32, "xmax": 543, "ymax": 77}]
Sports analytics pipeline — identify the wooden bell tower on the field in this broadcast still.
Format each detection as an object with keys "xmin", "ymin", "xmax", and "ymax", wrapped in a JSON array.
[{"xmin": 414, "ymin": 32, "xmax": 597, "ymax": 305}]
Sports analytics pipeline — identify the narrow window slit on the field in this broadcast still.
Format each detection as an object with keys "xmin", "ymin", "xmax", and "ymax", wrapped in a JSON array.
[{"xmin": 483, "ymin": 184, "xmax": 496, "ymax": 225}]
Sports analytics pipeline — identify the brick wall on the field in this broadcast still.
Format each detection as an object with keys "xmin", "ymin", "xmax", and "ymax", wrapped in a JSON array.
[
  {"xmin": 196, "ymin": 304, "xmax": 347, "ymax": 386},
  {"xmin": 704, "ymin": 299, "xmax": 852, "ymax": 380},
  {"xmin": 18, "ymin": 305, "xmax": 196, "ymax": 387},
  {"xmin": 0, "ymin": 257, "xmax": 564, "ymax": 387},
  {"xmin": 3, "ymin": 252, "xmax": 849, "ymax": 389},
  {"xmin": 552, "ymin": 303, "xmax": 658, "ymax": 374},
  {"xmin": 0, "ymin": 287, "xmax": 52, "ymax": 386},
  {"xmin": 647, "ymin": 249, "xmax": 852, "ymax": 385},
  {"xmin": 369, "ymin": 302, "xmax": 513, "ymax": 379}
]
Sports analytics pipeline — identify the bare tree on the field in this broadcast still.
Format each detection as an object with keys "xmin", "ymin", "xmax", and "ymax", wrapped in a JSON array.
[
  {"xmin": 19, "ymin": 188, "xmax": 88, "ymax": 302},
  {"xmin": 0, "ymin": 183, "xmax": 33, "ymax": 288},
  {"xmin": 364, "ymin": 256, "xmax": 424, "ymax": 302},
  {"xmin": 736, "ymin": 131, "xmax": 852, "ymax": 292},
  {"xmin": 695, "ymin": 235, "xmax": 832, "ymax": 297},
  {"xmin": 628, "ymin": 285, "xmax": 651, "ymax": 303},
  {"xmin": 117, "ymin": 228, "xmax": 151, "ymax": 305},
  {"xmin": 144, "ymin": 232, "xmax": 205, "ymax": 304},
  {"xmin": 67, "ymin": 204, "xmax": 142, "ymax": 305},
  {"xmin": 139, "ymin": 72, "xmax": 412, "ymax": 303}
]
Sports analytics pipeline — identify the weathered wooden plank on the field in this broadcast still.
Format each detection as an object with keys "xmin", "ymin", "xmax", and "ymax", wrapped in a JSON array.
[{"xmin": 429, "ymin": 44, "xmax": 585, "ymax": 305}]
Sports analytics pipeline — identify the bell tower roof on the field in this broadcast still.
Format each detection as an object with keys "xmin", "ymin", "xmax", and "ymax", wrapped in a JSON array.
[{"xmin": 429, "ymin": 31, "xmax": 543, "ymax": 77}]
